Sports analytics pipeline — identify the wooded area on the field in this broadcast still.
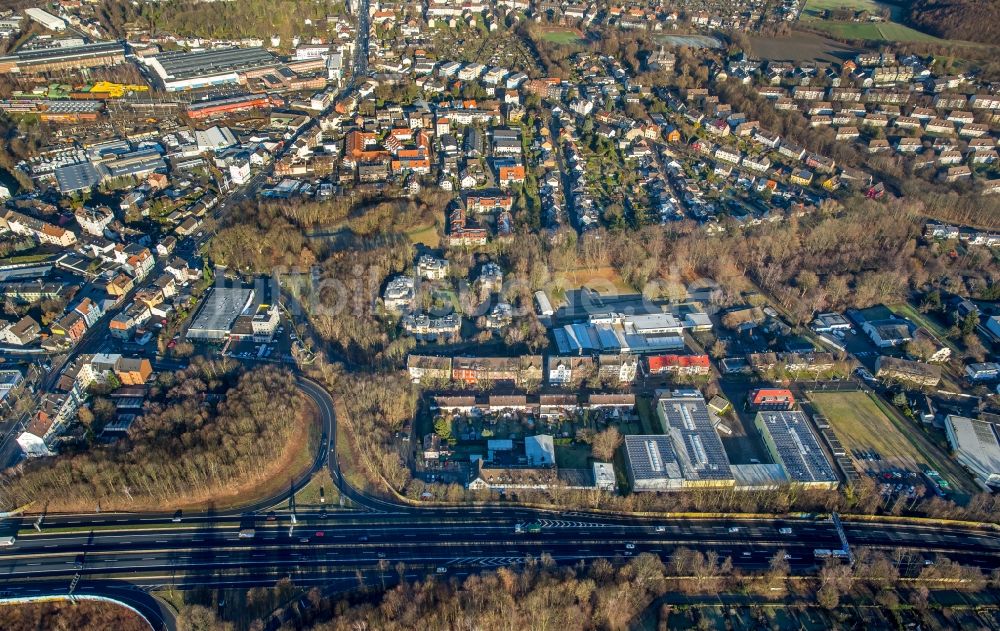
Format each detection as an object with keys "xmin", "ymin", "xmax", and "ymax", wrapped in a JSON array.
[
  {"xmin": 0, "ymin": 600, "xmax": 149, "ymax": 631},
  {"xmin": 0, "ymin": 361, "xmax": 309, "ymax": 512},
  {"xmin": 176, "ymin": 548, "xmax": 999, "ymax": 631},
  {"xmin": 98, "ymin": 0, "xmax": 347, "ymax": 42},
  {"xmin": 907, "ymin": 0, "xmax": 1000, "ymax": 44}
]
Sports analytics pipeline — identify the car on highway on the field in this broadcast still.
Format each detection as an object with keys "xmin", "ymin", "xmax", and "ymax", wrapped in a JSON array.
[
  {"xmin": 436, "ymin": 567, "xmax": 447, "ymax": 574},
  {"xmin": 625, "ymin": 543, "xmax": 635, "ymax": 550},
  {"xmin": 315, "ymin": 531, "xmax": 325, "ymax": 538},
  {"xmin": 778, "ymin": 527, "xmax": 792, "ymax": 535},
  {"xmin": 655, "ymin": 526, "xmax": 666, "ymax": 533},
  {"xmin": 172, "ymin": 510, "xmax": 182, "ymax": 523},
  {"xmin": 728, "ymin": 527, "xmax": 741, "ymax": 533},
  {"xmin": 377, "ymin": 552, "xmax": 385, "ymax": 558},
  {"xmin": 358, "ymin": 535, "xmax": 369, "ymax": 542}
]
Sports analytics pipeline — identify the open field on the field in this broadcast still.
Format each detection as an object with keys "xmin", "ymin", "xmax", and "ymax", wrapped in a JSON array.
[
  {"xmin": 799, "ymin": 0, "xmax": 947, "ymax": 43},
  {"xmin": 801, "ymin": 0, "xmax": 899, "ymax": 19},
  {"xmin": 554, "ymin": 266, "xmax": 634, "ymax": 294},
  {"xmin": 555, "ymin": 443, "xmax": 591, "ymax": 468},
  {"xmin": 809, "ymin": 391, "xmax": 923, "ymax": 470},
  {"xmin": 539, "ymin": 27, "xmax": 584, "ymax": 45},
  {"xmin": 406, "ymin": 223, "xmax": 440, "ymax": 248},
  {"xmin": 807, "ymin": 20, "xmax": 944, "ymax": 42},
  {"xmin": 748, "ymin": 31, "xmax": 860, "ymax": 63}
]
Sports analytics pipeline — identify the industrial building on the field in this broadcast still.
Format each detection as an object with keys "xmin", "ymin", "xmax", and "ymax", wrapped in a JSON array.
[
  {"xmin": 186, "ymin": 286, "xmax": 255, "ymax": 340},
  {"xmin": 754, "ymin": 411, "xmax": 839, "ymax": 489},
  {"xmin": 625, "ymin": 392, "xmax": 735, "ymax": 491},
  {"xmin": 0, "ymin": 41, "xmax": 125, "ymax": 74},
  {"xmin": 944, "ymin": 415, "xmax": 1000, "ymax": 489},
  {"xmin": 147, "ymin": 47, "xmax": 281, "ymax": 92},
  {"xmin": 54, "ymin": 161, "xmax": 100, "ymax": 194},
  {"xmin": 24, "ymin": 8, "xmax": 66, "ymax": 32},
  {"xmin": 186, "ymin": 93, "xmax": 279, "ymax": 119},
  {"xmin": 655, "ymin": 392, "xmax": 735, "ymax": 488},
  {"xmin": 624, "ymin": 435, "xmax": 685, "ymax": 491}
]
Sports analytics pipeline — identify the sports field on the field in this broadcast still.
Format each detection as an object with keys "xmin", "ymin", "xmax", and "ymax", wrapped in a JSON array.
[
  {"xmin": 809, "ymin": 391, "xmax": 923, "ymax": 469},
  {"xmin": 540, "ymin": 28, "xmax": 584, "ymax": 45}
]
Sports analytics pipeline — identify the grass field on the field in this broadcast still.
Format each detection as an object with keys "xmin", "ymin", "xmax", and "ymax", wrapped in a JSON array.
[
  {"xmin": 540, "ymin": 28, "xmax": 584, "ymax": 45},
  {"xmin": 554, "ymin": 266, "xmax": 634, "ymax": 294},
  {"xmin": 809, "ymin": 391, "xmax": 924, "ymax": 469},
  {"xmin": 808, "ymin": 20, "xmax": 943, "ymax": 43},
  {"xmin": 406, "ymin": 223, "xmax": 440, "ymax": 248},
  {"xmin": 800, "ymin": 0, "xmax": 944, "ymax": 43},
  {"xmin": 802, "ymin": 0, "xmax": 892, "ymax": 19}
]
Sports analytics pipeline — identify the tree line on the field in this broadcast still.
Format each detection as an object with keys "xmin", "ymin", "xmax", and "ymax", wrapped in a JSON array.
[{"xmin": 176, "ymin": 547, "xmax": 1000, "ymax": 631}]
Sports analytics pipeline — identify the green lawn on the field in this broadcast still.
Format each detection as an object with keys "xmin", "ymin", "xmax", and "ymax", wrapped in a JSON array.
[
  {"xmin": 800, "ymin": 0, "xmax": 945, "ymax": 43},
  {"xmin": 541, "ymin": 29, "xmax": 583, "ymax": 45},
  {"xmin": 406, "ymin": 223, "xmax": 440, "ymax": 248},
  {"xmin": 806, "ymin": 19, "xmax": 943, "ymax": 43},
  {"xmin": 802, "ymin": 0, "xmax": 887, "ymax": 18},
  {"xmin": 809, "ymin": 391, "xmax": 925, "ymax": 468}
]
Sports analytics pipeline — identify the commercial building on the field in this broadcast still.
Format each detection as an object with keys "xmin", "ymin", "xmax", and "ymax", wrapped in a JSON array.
[
  {"xmin": 147, "ymin": 47, "xmax": 281, "ymax": 92},
  {"xmin": 944, "ymin": 415, "xmax": 1000, "ymax": 488},
  {"xmin": 624, "ymin": 435, "xmax": 685, "ymax": 491},
  {"xmin": 754, "ymin": 411, "xmax": 839, "ymax": 489},
  {"xmin": 186, "ymin": 286, "xmax": 255, "ymax": 340}
]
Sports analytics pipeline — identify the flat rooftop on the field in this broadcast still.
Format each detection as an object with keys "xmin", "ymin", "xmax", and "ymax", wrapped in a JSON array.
[
  {"xmin": 188, "ymin": 286, "xmax": 254, "ymax": 336},
  {"xmin": 946, "ymin": 415, "xmax": 1000, "ymax": 483},
  {"xmin": 755, "ymin": 411, "xmax": 838, "ymax": 484},
  {"xmin": 151, "ymin": 47, "xmax": 279, "ymax": 80},
  {"xmin": 658, "ymin": 395, "xmax": 734, "ymax": 481},
  {"xmin": 6, "ymin": 40, "xmax": 124, "ymax": 65}
]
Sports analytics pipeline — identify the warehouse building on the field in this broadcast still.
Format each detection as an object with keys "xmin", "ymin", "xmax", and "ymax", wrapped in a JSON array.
[
  {"xmin": 54, "ymin": 161, "xmax": 100, "ymax": 194},
  {"xmin": 187, "ymin": 287, "xmax": 255, "ymax": 340},
  {"xmin": 0, "ymin": 41, "xmax": 125, "ymax": 74},
  {"xmin": 625, "ymin": 392, "xmax": 735, "ymax": 491},
  {"xmin": 945, "ymin": 415, "xmax": 1000, "ymax": 489},
  {"xmin": 147, "ymin": 47, "xmax": 281, "ymax": 92},
  {"xmin": 754, "ymin": 411, "xmax": 839, "ymax": 489},
  {"xmin": 24, "ymin": 8, "xmax": 66, "ymax": 32}
]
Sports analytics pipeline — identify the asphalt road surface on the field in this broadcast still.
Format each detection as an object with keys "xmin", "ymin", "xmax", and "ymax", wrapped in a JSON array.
[{"xmin": 1, "ymin": 377, "xmax": 999, "ymax": 631}]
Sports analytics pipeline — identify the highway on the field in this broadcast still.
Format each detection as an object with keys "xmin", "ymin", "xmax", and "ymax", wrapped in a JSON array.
[
  {"xmin": 3, "ymin": 11, "xmax": 1000, "ymax": 628},
  {"xmin": 2, "ymin": 377, "xmax": 1000, "ymax": 631}
]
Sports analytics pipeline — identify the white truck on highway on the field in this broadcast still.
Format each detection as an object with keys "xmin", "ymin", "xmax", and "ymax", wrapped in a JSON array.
[{"xmin": 0, "ymin": 535, "xmax": 16, "ymax": 547}]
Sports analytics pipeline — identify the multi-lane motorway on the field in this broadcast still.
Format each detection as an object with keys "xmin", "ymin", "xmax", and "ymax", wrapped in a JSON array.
[
  {"xmin": 1, "ymin": 378, "xmax": 999, "ymax": 630},
  {"xmin": 2, "ymin": 15, "xmax": 999, "ymax": 626}
]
